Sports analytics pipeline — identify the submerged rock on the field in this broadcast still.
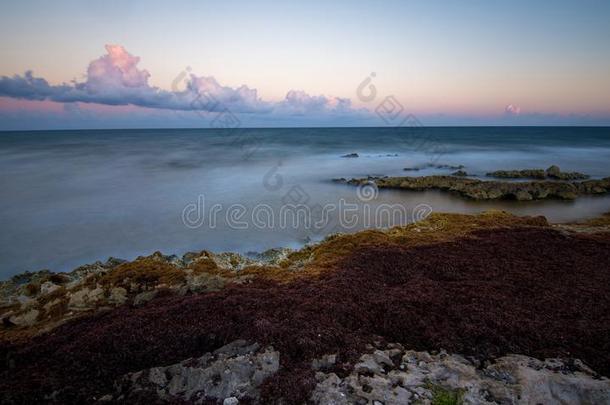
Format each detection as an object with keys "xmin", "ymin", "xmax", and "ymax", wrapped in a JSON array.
[
  {"xmin": 404, "ymin": 163, "xmax": 464, "ymax": 171},
  {"xmin": 452, "ymin": 170, "xmax": 468, "ymax": 177},
  {"xmin": 341, "ymin": 153, "xmax": 359, "ymax": 158}
]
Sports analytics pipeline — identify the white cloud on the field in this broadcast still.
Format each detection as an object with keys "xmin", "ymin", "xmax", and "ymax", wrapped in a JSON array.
[{"xmin": 0, "ymin": 44, "xmax": 363, "ymax": 120}]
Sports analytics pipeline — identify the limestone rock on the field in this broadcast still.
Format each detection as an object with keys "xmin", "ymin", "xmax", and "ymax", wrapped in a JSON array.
[
  {"xmin": 311, "ymin": 345, "xmax": 610, "ymax": 405},
  {"xmin": 312, "ymin": 354, "xmax": 337, "ymax": 371},
  {"xmin": 68, "ymin": 287, "xmax": 105, "ymax": 310},
  {"xmin": 9, "ymin": 309, "xmax": 40, "ymax": 326},
  {"xmin": 108, "ymin": 287, "xmax": 128, "ymax": 305},
  {"xmin": 133, "ymin": 290, "xmax": 158, "ymax": 306},
  {"xmin": 114, "ymin": 340, "xmax": 279, "ymax": 403},
  {"xmin": 40, "ymin": 281, "xmax": 61, "ymax": 296},
  {"xmin": 546, "ymin": 165, "xmax": 562, "ymax": 177}
]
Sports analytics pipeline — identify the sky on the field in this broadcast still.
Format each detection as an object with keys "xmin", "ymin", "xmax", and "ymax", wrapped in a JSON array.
[{"xmin": 0, "ymin": 0, "xmax": 609, "ymax": 129}]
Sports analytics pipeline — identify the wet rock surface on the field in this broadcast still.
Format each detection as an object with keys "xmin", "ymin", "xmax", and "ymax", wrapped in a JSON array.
[
  {"xmin": 488, "ymin": 165, "xmax": 589, "ymax": 180},
  {"xmin": 404, "ymin": 163, "xmax": 465, "ymax": 171},
  {"xmin": 342, "ymin": 174, "xmax": 610, "ymax": 200}
]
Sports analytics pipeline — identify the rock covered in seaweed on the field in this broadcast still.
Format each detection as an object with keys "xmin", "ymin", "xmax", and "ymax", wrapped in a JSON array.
[
  {"xmin": 345, "ymin": 175, "xmax": 610, "ymax": 201},
  {"xmin": 487, "ymin": 165, "xmax": 589, "ymax": 180},
  {"xmin": 0, "ymin": 247, "xmax": 294, "ymax": 335}
]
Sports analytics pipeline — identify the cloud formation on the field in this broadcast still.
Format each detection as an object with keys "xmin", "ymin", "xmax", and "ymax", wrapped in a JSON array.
[
  {"xmin": 0, "ymin": 44, "xmax": 362, "ymax": 118},
  {"xmin": 504, "ymin": 104, "xmax": 521, "ymax": 116}
]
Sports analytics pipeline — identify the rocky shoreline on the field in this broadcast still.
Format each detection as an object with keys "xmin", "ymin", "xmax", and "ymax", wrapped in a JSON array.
[
  {"xmin": 1, "ymin": 211, "xmax": 610, "ymax": 403},
  {"xmin": 334, "ymin": 164, "xmax": 610, "ymax": 201},
  {"xmin": 338, "ymin": 172, "xmax": 610, "ymax": 201}
]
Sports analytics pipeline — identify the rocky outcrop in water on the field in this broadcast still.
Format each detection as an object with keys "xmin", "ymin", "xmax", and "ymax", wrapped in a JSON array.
[
  {"xmin": 343, "ymin": 175, "xmax": 610, "ymax": 200},
  {"xmin": 487, "ymin": 165, "xmax": 589, "ymax": 180},
  {"xmin": 404, "ymin": 163, "xmax": 464, "ymax": 171}
]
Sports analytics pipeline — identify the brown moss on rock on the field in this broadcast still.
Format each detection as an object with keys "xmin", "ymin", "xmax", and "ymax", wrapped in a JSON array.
[
  {"xmin": 581, "ymin": 212, "xmax": 610, "ymax": 226},
  {"xmin": 23, "ymin": 283, "xmax": 39, "ymax": 297},
  {"xmin": 99, "ymin": 258, "xmax": 186, "ymax": 290},
  {"xmin": 278, "ymin": 210, "xmax": 549, "ymax": 278}
]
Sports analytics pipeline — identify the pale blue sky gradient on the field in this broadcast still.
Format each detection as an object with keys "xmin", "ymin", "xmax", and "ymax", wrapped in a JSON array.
[{"xmin": 1, "ymin": 0, "xmax": 609, "ymax": 128}]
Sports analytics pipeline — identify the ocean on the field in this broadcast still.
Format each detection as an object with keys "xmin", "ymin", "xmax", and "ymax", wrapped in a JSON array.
[{"xmin": 1, "ymin": 126, "xmax": 610, "ymax": 278}]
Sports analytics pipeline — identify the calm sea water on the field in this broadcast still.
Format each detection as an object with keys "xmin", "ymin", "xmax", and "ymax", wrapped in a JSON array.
[{"xmin": 1, "ymin": 127, "xmax": 610, "ymax": 278}]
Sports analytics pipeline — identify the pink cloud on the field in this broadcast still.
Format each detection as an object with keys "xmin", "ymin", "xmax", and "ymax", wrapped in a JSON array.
[
  {"xmin": 0, "ymin": 44, "xmax": 362, "ymax": 119},
  {"xmin": 505, "ymin": 104, "xmax": 521, "ymax": 116},
  {"xmin": 87, "ymin": 44, "xmax": 151, "ymax": 88}
]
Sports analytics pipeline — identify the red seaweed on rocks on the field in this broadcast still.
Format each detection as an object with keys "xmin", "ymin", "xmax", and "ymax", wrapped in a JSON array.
[{"xmin": 1, "ymin": 227, "xmax": 610, "ymax": 403}]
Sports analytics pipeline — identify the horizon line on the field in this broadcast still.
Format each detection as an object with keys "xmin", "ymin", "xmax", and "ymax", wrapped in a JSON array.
[{"xmin": 2, "ymin": 124, "xmax": 610, "ymax": 133}]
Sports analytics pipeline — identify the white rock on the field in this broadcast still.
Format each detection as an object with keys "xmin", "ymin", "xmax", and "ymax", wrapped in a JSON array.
[
  {"xmin": 312, "ymin": 345, "xmax": 610, "ymax": 405},
  {"xmin": 40, "ymin": 281, "xmax": 61, "ymax": 295},
  {"xmin": 109, "ymin": 287, "xmax": 128, "ymax": 305}
]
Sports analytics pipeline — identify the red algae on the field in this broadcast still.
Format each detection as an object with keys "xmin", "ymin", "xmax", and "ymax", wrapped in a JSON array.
[{"xmin": 1, "ymin": 227, "xmax": 609, "ymax": 403}]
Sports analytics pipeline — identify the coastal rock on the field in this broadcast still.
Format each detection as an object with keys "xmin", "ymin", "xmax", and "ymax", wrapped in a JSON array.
[
  {"xmin": 350, "ymin": 175, "xmax": 610, "ymax": 201},
  {"xmin": 71, "ymin": 257, "xmax": 125, "ymax": 280},
  {"xmin": 546, "ymin": 165, "xmax": 561, "ymax": 177},
  {"xmin": 452, "ymin": 170, "xmax": 468, "ymax": 176},
  {"xmin": 312, "ymin": 354, "xmax": 337, "ymax": 371},
  {"xmin": 246, "ymin": 247, "xmax": 293, "ymax": 266},
  {"xmin": 404, "ymin": 163, "xmax": 464, "ymax": 171},
  {"xmin": 187, "ymin": 273, "xmax": 226, "ymax": 292},
  {"xmin": 132, "ymin": 290, "xmax": 158, "ymax": 306},
  {"xmin": 312, "ymin": 346, "xmax": 610, "ymax": 405},
  {"xmin": 341, "ymin": 153, "xmax": 359, "ymax": 158},
  {"xmin": 487, "ymin": 169, "xmax": 546, "ymax": 179},
  {"xmin": 108, "ymin": 287, "xmax": 128, "ymax": 305},
  {"xmin": 40, "ymin": 281, "xmax": 61, "ymax": 296},
  {"xmin": 113, "ymin": 340, "xmax": 279, "ymax": 403},
  {"xmin": 9, "ymin": 308, "xmax": 39, "ymax": 326},
  {"xmin": 514, "ymin": 190, "xmax": 533, "ymax": 201},
  {"xmin": 68, "ymin": 287, "xmax": 105, "ymax": 310},
  {"xmin": 487, "ymin": 165, "xmax": 589, "ymax": 180}
]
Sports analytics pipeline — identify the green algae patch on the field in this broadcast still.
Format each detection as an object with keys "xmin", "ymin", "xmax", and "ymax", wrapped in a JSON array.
[{"xmin": 426, "ymin": 383, "xmax": 464, "ymax": 405}]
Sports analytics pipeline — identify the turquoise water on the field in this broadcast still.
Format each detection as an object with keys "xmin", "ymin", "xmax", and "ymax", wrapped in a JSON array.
[{"xmin": 1, "ymin": 127, "xmax": 610, "ymax": 277}]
